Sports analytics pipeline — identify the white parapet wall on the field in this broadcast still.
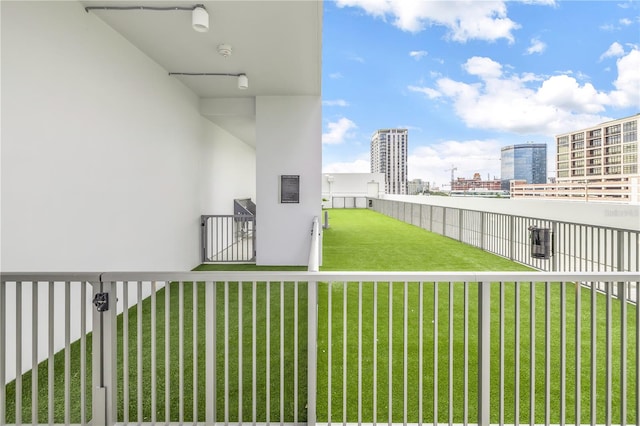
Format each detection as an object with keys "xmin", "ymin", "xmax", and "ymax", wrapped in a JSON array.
[
  {"xmin": 374, "ymin": 194, "xmax": 640, "ymax": 272},
  {"xmin": 322, "ymin": 172, "xmax": 385, "ymax": 208},
  {"xmin": 382, "ymin": 194, "xmax": 640, "ymax": 230}
]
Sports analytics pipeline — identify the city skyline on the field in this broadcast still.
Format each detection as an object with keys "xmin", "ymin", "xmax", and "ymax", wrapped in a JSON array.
[{"xmin": 321, "ymin": 0, "xmax": 640, "ymax": 189}]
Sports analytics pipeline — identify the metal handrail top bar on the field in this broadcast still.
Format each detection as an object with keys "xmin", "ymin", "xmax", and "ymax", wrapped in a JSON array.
[
  {"xmin": 89, "ymin": 271, "xmax": 639, "ymax": 283},
  {"xmin": 2, "ymin": 271, "xmax": 636, "ymax": 284},
  {"xmin": 0, "ymin": 272, "xmax": 101, "ymax": 282},
  {"xmin": 201, "ymin": 214, "xmax": 255, "ymax": 218}
]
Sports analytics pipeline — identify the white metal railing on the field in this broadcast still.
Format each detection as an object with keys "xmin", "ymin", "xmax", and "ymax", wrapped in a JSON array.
[
  {"xmin": 0, "ymin": 273, "xmax": 99, "ymax": 425},
  {"xmin": 369, "ymin": 198, "xmax": 640, "ymax": 277},
  {"xmin": 0, "ymin": 271, "xmax": 638, "ymax": 425}
]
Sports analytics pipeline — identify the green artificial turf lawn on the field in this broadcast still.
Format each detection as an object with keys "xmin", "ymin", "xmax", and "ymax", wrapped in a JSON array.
[
  {"xmin": 316, "ymin": 210, "xmax": 636, "ymax": 424},
  {"xmin": 317, "ymin": 280, "xmax": 637, "ymax": 424},
  {"xmin": 321, "ymin": 209, "xmax": 533, "ymax": 271},
  {"xmin": 4, "ymin": 209, "xmax": 636, "ymax": 424}
]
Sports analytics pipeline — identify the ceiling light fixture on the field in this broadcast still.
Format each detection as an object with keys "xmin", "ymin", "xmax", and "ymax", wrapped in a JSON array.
[
  {"xmin": 191, "ymin": 5, "xmax": 209, "ymax": 32},
  {"xmin": 168, "ymin": 72, "xmax": 249, "ymax": 90},
  {"xmin": 85, "ymin": 4, "xmax": 209, "ymax": 33},
  {"xmin": 237, "ymin": 74, "xmax": 249, "ymax": 90}
]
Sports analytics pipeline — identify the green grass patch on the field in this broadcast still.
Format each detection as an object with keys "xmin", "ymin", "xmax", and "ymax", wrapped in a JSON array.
[
  {"xmin": 321, "ymin": 209, "xmax": 532, "ymax": 271},
  {"xmin": 3, "ymin": 209, "xmax": 636, "ymax": 423},
  {"xmin": 316, "ymin": 280, "xmax": 636, "ymax": 424}
]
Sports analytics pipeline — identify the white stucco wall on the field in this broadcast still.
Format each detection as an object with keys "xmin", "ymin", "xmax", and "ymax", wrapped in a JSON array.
[
  {"xmin": 200, "ymin": 121, "xmax": 256, "ymax": 215},
  {"xmin": 1, "ymin": 1, "xmax": 206, "ymax": 271},
  {"xmin": 255, "ymin": 96, "xmax": 322, "ymax": 265},
  {"xmin": 1, "ymin": 1, "xmax": 262, "ymax": 382}
]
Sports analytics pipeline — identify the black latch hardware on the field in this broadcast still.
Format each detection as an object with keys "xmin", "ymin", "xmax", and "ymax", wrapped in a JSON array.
[{"xmin": 93, "ymin": 293, "xmax": 109, "ymax": 312}]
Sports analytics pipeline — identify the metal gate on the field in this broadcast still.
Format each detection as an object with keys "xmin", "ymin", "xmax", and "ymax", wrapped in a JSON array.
[{"xmin": 201, "ymin": 214, "xmax": 256, "ymax": 262}]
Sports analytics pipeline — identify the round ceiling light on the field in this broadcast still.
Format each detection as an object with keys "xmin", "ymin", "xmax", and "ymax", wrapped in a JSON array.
[{"xmin": 217, "ymin": 44, "xmax": 233, "ymax": 58}]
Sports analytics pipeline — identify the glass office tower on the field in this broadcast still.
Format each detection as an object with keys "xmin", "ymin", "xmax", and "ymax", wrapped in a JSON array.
[{"xmin": 501, "ymin": 143, "xmax": 547, "ymax": 190}]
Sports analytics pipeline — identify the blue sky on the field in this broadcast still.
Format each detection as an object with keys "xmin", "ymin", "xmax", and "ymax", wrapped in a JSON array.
[{"xmin": 321, "ymin": 0, "xmax": 640, "ymax": 189}]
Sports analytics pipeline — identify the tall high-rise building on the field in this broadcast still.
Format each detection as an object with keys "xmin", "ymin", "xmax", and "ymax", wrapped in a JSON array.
[
  {"xmin": 500, "ymin": 143, "xmax": 547, "ymax": 190},
  {"xmin": 371, "ymin": 128, "xmax": 408, "ymax": 194}
]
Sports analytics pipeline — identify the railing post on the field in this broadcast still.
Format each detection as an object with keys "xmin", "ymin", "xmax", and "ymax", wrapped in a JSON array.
[
  {"xmin": 307, "ymin": 279, "xmax": 318, "ymax": 426},
  {"xmin": 617, "ymin": 230, "xmax": 628, "ymax": 424},
  {"xmin": 509, "ymin": 215, "xmax": 515, "ymax": 261},
  {"xmin": 477, "ymin": 280, "xmax": 491, "ymax": 426},
  {"xmin": 206, "ymin": 281, "xmax": 216, "ymax": 424},
  {"xmin": 201, "ymin": 215, "xmax": 208, "ymax": 263},
  {"xmin": 0, "ymin": 280, "xmax": 5, "ymax": 426},
  {"xmin": 480, "ymin": 212, "xmax": 486, "ymax": 251},
  {"xmin": 552, "ymin": 221, "xmax": 559, "ymax": 272},
  {"xmin": 443, "ymin": 207, "xmax": 447, "ymax": 237},
  {"xmin": 308, "ymin": 217, "xmax": 321, "ymax": 272},
  {"xmin": 91, "ymin": 278, "xmax": 118, "ymax": 426},
  {"xmin": 306, "ymin": 216, "xmax": 319, "ymax": 425},
  {"xmin": 617, "ymin": 229, "xmax": 625, "ymax": 273},
  {"xmin": 429, "ymin": 205, "xmax": 433, "ymax": 232},
  {"xmin": 252, "ymin": 216, "xmax": 257, "ymax": 261}
]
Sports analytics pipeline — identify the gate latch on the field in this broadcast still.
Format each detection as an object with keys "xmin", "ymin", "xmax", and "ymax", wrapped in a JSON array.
[{"xmin": 93, "ymin": 293, "xmax": 109, "ymax": 312}]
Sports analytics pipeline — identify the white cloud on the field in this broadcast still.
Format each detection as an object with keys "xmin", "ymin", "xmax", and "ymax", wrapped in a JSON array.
[
  {"xmin": 407, "ymin": 85, "xmax": 442, "ymax": 99},
  {"xmin": 600, "ymin": 41, "xmax": 625, "ymax": 61},
  {"xmin": 329, "ymin": 72, "xmax": 344, "ymax": 79},
  {"xmin": 464, "ymin": 56, "xmax": 503, "ymax": 79},
  {"xmin": 535, "ymin": 75, "xmax": 608, "ymax": 114},
  {"xmin": 335, "ymin": 0, "xmax": 525, "ymax": 42},
  {"xmin": 609, "ymin": 48, "xmax": 640, "ymax": 107},
  {"xmin": 409, "ymin": 51, "xmax": 639, "ymax": 136},
  {"xmin": 323, "ymin": 99, "xmax": 350, "ymax": 107},
  {"xmin": 409, "ymin": 50, "xmax": 428, "ymax": 60},
  {"xmin": 323, "ymin": 158, "xmax": 371, "ymax": 174},
  {"xmin": 322, "ymin": 118, "xmax": 357, "ymax": 145},
  {"xmin": 398, "ymin": 125, "xmax": 423, "ymax": 132},
  {"xmin": 599, "ymin": 14, "xmax": 636, "ymax": 30},
  {"xmin": 526, "ymin": 38, "xmax": 547, "ymax": 55},
  {"xmin": 408, "ymin": 140, "xmax": 503, "ymax": 188}
]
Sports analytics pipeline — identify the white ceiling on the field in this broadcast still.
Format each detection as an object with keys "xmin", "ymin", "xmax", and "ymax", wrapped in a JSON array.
[{"xmin": 82, "ymin": 0, "xmax": 322, "ymax": 145}]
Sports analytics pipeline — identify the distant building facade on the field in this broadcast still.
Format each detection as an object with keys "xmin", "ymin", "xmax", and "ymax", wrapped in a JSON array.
[
  {"xmin": 501, "ymin": 143, "xmax": 547, "ymax": 190},
  {"xmin": 408, "ymin": 178, "xmax": 429, "ymax": 195},
  {"xmin": 322, "ymin": 173, "xmax": 385, "ymax": 208},
  {"xmin": 452, "ymin": 173, "xmax": 501, "ymax": 191},
  {"xmin": 371, "ymin": 128, "xmax": 408, "ymax": 194},
  {"xmin": 511, "ymin": 114, "xmax": 639, "ymax": 203},
  {"xmin": 557, "ymin": 114, "xmax": 638, "ymax": 180}
]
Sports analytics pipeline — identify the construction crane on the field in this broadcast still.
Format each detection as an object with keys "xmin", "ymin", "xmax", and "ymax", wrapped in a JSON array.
[{"xmin": 445, "ymin": 165, "xmax": 457, "ymax": 190}]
